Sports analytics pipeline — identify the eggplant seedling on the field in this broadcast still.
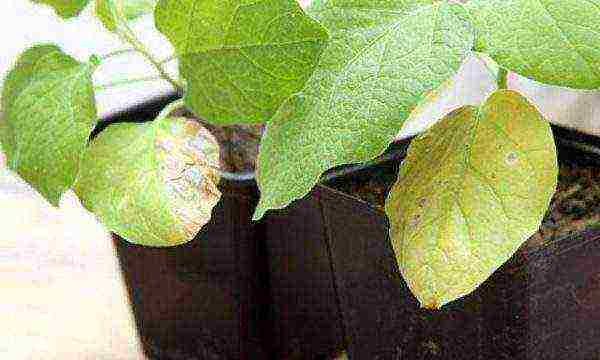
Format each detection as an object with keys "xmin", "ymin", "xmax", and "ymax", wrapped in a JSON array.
[{"xmin": 2, "ymin": 0, "xmax": 599, "ymax": 308}]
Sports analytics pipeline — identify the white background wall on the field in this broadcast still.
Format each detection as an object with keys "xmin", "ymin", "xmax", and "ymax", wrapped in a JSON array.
[
  {"xmin": 0, "ymin": 1, "xmax": 177, "ymax": 119},
  {"xmin": 399, "ymin": 56, "xmax": 600, "ymax": 139}
]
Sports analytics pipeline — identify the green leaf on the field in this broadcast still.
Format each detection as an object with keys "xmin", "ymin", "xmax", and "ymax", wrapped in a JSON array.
[
  {"xmin": 467, "ymin": 0, "xmax": 600, "ymax": 89},
  {"xmin": 253, "ymin": 0, "xmax": 475, "ymax": 220},
  {"xmin": 31, "ymin": 0, "xmax": 91, "ymax": 18},
  {"xmin": 96, "ymin": 0, "xmax": 157, "ymax": 31},
  {"xmin": 154, "ymin": 0, "xmax": 329, "ymax": 124},
  {"xmin": 96, "ymin": 0, "xmax": 118, "ymax": 30},
  {"xmin": 122, "ymin": 0, "xmax": 156, "ymax": 19},
  {"xmin": 74, "ymin": 117, "xmax": 222, "ymax": 247},
  {"xmin": 0, "ymin": 44, "xmax": 98, "ymax": 206},
  {"xmin": 385, "ymin": 90, "xmax": 558, "ymax": 309}
]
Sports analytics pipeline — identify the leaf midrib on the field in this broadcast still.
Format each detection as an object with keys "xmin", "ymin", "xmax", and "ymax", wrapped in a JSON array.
[
  {"xmin": 7, "ymin": 66, "xmax": 90, "ymax": 169},
  {"xmin": 320, "ymin": 4, "xmax": 439, "ymax": 140}
]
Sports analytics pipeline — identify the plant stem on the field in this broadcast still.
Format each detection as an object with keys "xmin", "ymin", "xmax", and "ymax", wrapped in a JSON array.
[
  {"xmin": 111, "ymin": 0, "xmax": 184, "ymax": 92},
  {"xmin": 118, "ymin": 29, "xmax": 184, "ymax": 92},
  {"xmin": 94, "ymin": 75, "xmax": 164, "ymax": 91},
  {"xmin": 476, "ymin": 52, "xmax": 509, "ymax": 89},
  {"xmin": 99, "ymin": 48, "xmax": 137, "ymax": 61},
  {"xmin": 497, "ymin": 67, "xmax": 509, "ymax": 89},
  {"xmin": 158, "ymin": 54, "xmax": 178, "ymax": 65}
]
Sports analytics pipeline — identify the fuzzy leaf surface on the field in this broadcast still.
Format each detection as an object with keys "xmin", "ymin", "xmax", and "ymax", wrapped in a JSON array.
[
  {"xmin": 32, "ymin": 0, "xmax": 91, "ymax": 18},
  {"xmin": 467, "ymin": 0, "xmax": 600, "ymax": 89},
  {"xmin": 253, "ymin": 0, "xmax": 474, "ymax": 219},
  {"xmin": 74, "ymin": 117, "xmax": 222, "ymax": 247},
  {"xmin": 0, "ymin": 45, "xmax": 97, "ymax": 206},
  {"xmin": 155, "ymin": 0, "xmax": 329, "ymax": 124},
  {"xmin": 386, "ymin": 90, "xmax": 558, "ymax": 309}
]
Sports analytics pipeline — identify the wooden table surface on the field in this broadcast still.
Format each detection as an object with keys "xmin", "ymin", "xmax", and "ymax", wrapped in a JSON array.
[{"xmin": 0, "ymin": 161, "xmax": 144, "ymax": 359}]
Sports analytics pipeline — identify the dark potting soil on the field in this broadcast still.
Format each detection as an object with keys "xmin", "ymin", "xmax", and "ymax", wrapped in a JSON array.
[
  {"xmin": 205, "ymin": 123, "xmax": 263, "ymax": 173},
  {"xmin": 177, "ymin": 112, "xmax": 263, "ymax": 173},
  {"xmin": 326, "ymin": 151, "xmax": 600, "ymax": 249}
]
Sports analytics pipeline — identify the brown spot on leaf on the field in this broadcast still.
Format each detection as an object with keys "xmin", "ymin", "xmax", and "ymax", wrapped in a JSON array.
[
  {"xmin": 505, "ymin": 151, "xmax": 518, "ymax": 165},
  {"xmin": 409, "ymin": 213, "xmax": 421, "ymax": 228},
  {"xmin": 156, "ymin": 117, "xmax": 222, "ymax": 238}
]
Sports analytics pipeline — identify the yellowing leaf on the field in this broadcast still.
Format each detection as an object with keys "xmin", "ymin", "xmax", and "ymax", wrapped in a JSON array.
[
  {"xmin": 74, "ymin": 117, "xmax": 222, "ymax": 247},
  {"xmin": 386, "ymin": 90, "xmax": 558, "ymax": 309}
]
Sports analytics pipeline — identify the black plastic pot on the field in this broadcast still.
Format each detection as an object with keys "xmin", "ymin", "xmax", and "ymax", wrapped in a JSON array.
[
  {"xmin": 99, "ymin": 94, "xmax": 600, "ymax": 359},
  {"xmin": 264, "ymin": 191, "xmax": 346, "ymax": 359},
  {"xmin": 264, "ymin": 126, "xmax": 600, "ymax": 360},
  {"xmin": 95, "ymin": 97, "xmax": 270, "ymax": 360},
  {"xmin": 113, "ymin": 180, "xmax": 269, "ymax": 360}
]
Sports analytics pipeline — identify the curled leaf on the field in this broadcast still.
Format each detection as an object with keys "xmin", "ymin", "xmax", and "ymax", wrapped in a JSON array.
[
  {"xmin": 156, "ymin": 118, "xmax": 222, "ymax": 240},
  {"xmin": 74, "ymin": 116, "xmax": 222, "ymax": 246}
]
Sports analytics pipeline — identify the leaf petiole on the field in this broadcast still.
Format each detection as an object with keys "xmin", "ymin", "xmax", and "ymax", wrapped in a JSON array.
[
  {"xmin": 497, "ymin": 67, "xmax": 509, "ymax": 89},
  {"xmin": 475, "ymin": 52, "xmax": 509, "ymax": 89},
  {"xmin": 118, "ymin": 28, "xmax": 184, "ymax": 92},
  {"xmin": 99, "ymin": 48, "xmax": 137, "ymax": 61},
  {"xmin": 158, "ymin": 54, "xmax": 177, "ymax": 65},
  {"xmin": 94, "ymin": 75, "xmax": 164, "ymax": 91},
  {"xmin": 110, "ymin": 0, "xmax": 184, "ymax": 92}
]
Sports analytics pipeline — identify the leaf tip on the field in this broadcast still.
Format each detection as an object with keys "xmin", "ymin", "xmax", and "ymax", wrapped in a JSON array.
[
  {"xmin": 40, "ymin": 189, "xmax": 62, "ymax": 208},
  {"xmin": 420, "ymin": 299, "xmax": 443, "ymax": 311},
  {"xmin": 252, "ymin": 207, "xmax": 266, "ymax": 222}
]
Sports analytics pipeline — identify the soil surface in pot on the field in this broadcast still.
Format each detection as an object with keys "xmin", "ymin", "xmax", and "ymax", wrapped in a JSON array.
[
  {"xmin": 177, "ymin": 111, "xmax": 263, "ymax": 173},
  {"xmin": 326, "ymin": 149, "xmax": 600, "ymax": 250}
]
